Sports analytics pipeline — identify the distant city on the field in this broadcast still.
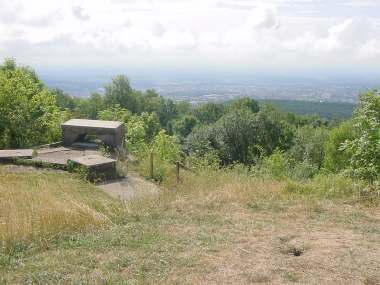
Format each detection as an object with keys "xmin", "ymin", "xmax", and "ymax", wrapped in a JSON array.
[{"xmin": 41, "ymin": 73, "xmax": 380, "ymax": 104}]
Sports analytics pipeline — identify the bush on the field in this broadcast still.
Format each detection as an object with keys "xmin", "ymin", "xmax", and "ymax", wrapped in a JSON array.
[
  {"xmin": 288, "ymin": 125, "xmax": 328, "ymax": 169},
  {"xmin": 0, "ymin": 59, "xmax": 63, "ymax": 148},
  {"xmin": 285, "ymin": 173, "xmax": 364, "ymax": 199},
  {"xmin": 342, "ymin": 90, "xmax": 380, "ymax": 182},
  {"xmin": 187, "ymin": 108, "xmax": 294, "ymax": 166},
  {"xmin": 261, "ymin": 150, "xmax": 290, "ymax": 179},
  {"xmin": 152, "ymin": 130, "xmax": 181, "ymax": 163},
  {"xmin": 187, "ymin": 150, "xmax": 221, "ymax": 170},
  {"xmin": 324, "ymin": 120, "xmax": 356, "ymax": 172},
  {"xmin": 291, "ymin": 161, "xmax": 318, "ymax": 180}
]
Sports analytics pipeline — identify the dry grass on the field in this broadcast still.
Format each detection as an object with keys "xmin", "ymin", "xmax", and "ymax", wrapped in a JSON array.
[
  {"xmin": 0, "ymin": 167, "xmax": 123, "ymax": 253},
  {"xmin": 1, "ymin": 167, "xmax": 380, "ymax": 284}
]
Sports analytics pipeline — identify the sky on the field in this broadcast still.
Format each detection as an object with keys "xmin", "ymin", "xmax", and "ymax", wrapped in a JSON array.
[{"xmin": 1, "ymin": 0, "xmax": 380, "ymax": 78}]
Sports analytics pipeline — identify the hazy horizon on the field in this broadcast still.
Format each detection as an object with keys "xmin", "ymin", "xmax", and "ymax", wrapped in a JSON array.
[
  {"xmin": 1, "ymin": 0, "xmax": 380, "ymax": 75},
  {"xmin": 2, "ymin": 0, "xmax": 380, "ymax": 102}
]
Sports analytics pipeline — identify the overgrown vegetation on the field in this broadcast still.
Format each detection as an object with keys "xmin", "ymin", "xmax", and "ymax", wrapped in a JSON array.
[
  {"xmin": 1, "ymin": 58, "xmax": 380, "ymax": 283},
  {"xmin": 0, "ymin": 169, "xmax": 123, "ymax": 254},
  {"xmin": 1, "ymin": 167, "xmax": 379, "ymax": 284},
  {"xmin": 2, "ymin": 58, "xmax": 380, "ymax": 187}
]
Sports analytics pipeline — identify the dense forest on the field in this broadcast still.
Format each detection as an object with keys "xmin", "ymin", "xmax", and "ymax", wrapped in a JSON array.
[
  {"xmin": 259, "ymin": 99, "xmax": 355, "ymax": 120},
  {"xmin": 1, "ymin": 58, "xmax": 380, "ymax": 187}
]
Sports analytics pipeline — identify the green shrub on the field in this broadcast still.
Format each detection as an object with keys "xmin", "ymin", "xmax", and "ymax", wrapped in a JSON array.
[
  {"xmin": 0, "ymin": 58, "xmax": 63, "ymax": 148},
  {"xmin": 152, "ymin": 130, "xmax": 181, "ymax": 163},
  {"xmin": 291, "ymin": 161, "xmax": 318, "ymax": 180},
  {"xmin": 288, "ymin": 125, "xmax": 328, "ymax": 169},
  {"xmin": 342, "ymin": 90, "xmax": 380, "ymax": 182},
  {"xmin": 285, "ymin": 173, "xmax": 364, "ymax": 199},
  {"xmin": 323, "ymin": 120, "xmax": 356, "ymax": 172},
  {"xmin": 261, "ymin": 150, "xmax": 289, "ymax": 179}
]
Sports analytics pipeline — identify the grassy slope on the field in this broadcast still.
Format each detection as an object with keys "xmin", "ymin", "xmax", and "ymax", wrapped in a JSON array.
[{"xmin": 1, "ymin": 168, "xmax": 380, "ymax": 284}]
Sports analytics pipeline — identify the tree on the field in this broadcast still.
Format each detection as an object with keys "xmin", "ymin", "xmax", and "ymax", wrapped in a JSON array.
[
  {"xmin": 323, "ymin": 120, "xmax": 356, "ymax": 172},
  {"xmin": 187, "ymin": 108, "xmax": 293, "ymax": 165},
  {"xmin": 156, "ymin": 99, "xmax": 178, "ymax": 128},
  {"xmin": 192, "ymin": 102, "xmax": 225, "ymax": 124},
  {"xmin": 0, "ymin": 58, "xmax": 62, "ymax": 148},
  {"xmin": 104, "ymin": 75, "xmax": 139, "ymax": 113},
  {"xmin": 139, "ymin": 112, "xmax": 161, "ymax": 142},
  {"xmin": 228, "ymin": 97, "xmax": 260, "ymax": 113},
  {"xmin": 98, "ymin": 105, "xmax": 131, "ymax": 123},
  {"xmin": 52, "ymin": 88, "xmax": 76, "ymax": 111},
  {"xmin": 253, "ymin": 108, "xmax": 294, "ymax": 156},
  {"xmin": 76, "ymin": 92, "xmax": 105, "ymax": 119},
  {"xmin": 342, "ymin": 90, "xmax": 380, "ymax": 181},
  {"xmin": 214, "ymin": 109, "xmax": 258, "ymax": 164},
  {"xmin": 152, "ymin": 130, "xmax": 181, "ymax": 163},
  {"xmin": 288, "ymin": 125, "xmax": 328, "ymax": 169},
  {"xmin": 172, "ymin": 115, "xmax": 198, "ymax": 139}
]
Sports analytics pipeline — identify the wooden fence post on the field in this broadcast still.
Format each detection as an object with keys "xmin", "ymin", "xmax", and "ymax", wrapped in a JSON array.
[
  {"xmin": 176, "ymin": 161, "xmax": 180, "ymax": 185},
  {"xmin": 150, "ymin": 150, "xmax": 154, "ymax": 179}
]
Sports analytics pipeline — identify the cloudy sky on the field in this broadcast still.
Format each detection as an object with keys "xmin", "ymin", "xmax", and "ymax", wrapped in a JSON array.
[{"xmin": 1, "ymin": 0, "xmax": 380, "ymax": 77}]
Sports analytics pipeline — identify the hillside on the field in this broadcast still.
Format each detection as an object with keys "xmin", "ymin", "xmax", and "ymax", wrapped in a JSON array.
[{"xmin": 1, "ymin": 166, "xmax": 379, "ymax": 284}]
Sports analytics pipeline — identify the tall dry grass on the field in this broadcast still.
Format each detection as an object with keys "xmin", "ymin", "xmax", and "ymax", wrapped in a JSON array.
[{"xmin": 0, "ymin": 169, "xmax": 123, "ymax": 253}]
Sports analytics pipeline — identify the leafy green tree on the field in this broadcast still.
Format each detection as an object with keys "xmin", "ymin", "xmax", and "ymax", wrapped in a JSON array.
[
  {"xmin": 98, "ymin": 105, "xmax": 131, "ymax": 123},
  {"xmin": 188, "ymin": 108, "xmax": 293, "ymax": 165},
  {"xmin": 192, "ymin": 102, "xmax": 225, "ymax": 124},
  {"xmin": 172, "ymin": 115, "xmax": 198, "ymax": 139},
  {"xmin": 214, "ymin": 109, "xmax": 258, "ymax": 164},
  {"xmin": 104, "ymin": 75, "xmax": 139, "ymax": 113},
  {"xmin": 124, "ymin": 112, "xmax": 161, "ymax": 155},
  {"xmin": 125, "ymin": 116, "xmax": 148, "ymax": 158},
  {"xmin": 152, "ymin": 130, "xmax": 181, "ymax": 163},
  {"xmin": 176, "ymin": 100, "xmax": 192, "ymax": 115},
  {"xmin": 77, "ymin": 92, "xmax": 105, "ymax": 119},
  {"xmin": 156, "ymin": 99, "xmax": 178, "ymax": 128},
  {"xmin": 228, "ymin": 97, "xmax": 259, "ymax": 113},
  {"xmin": 288, "ymin": 125, "xmax": 328, "ymax": 168},
  {"xmin": 323, "ymin": 120, "xmax": 356, "ymax": 172},
  {"xmin": 186, "ymin": 124, "xmax": 221, "ymax": 157},
  {"xmin": 342, "ymin": 90, "xmax": 380, "ymax": 181},
  {"xmin": 139, "ymin": 112, "xmax": 161, "ymax": 142},
  {"xmin": 52, "ymin": 88, "xmax": 76, "ymax": 111},
  {"xmin": 0, "ymin": 59, "xmax": 62, "ymax": 148},
  {"xmin": 253, "ymin": 109, "xmax": 294, "ymax": 156}
]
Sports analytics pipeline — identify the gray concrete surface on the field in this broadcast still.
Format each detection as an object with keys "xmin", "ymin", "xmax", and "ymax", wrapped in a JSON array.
[
  {"xmin": 30, "ymin": 147, "xmax": 100, "ymax": 166},
  {"xmin": 68, "ymin": 154, "xmax": 116, "ymax": 168},
  {"xmin": 97, "ymin": 173, "xmax": 160, "ymax": 201},
  {"xmin": 62, "ymin": 119, "xmax": 124, "ymax": 148},
  {"xmin": 0, "ymin": 149, "xmax": 34, "ymax": 160}
]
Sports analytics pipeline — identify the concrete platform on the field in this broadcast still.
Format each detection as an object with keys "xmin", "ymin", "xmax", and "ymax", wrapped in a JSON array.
[
  {"xmin": 61, "ymin": 119, "xmax": 124, "ymax": 148},
  {"xmin": 68, "ymin": 155, "xmax": 116, "ymax": 168},
  {"xmin": 68, "ymin": 154, "xmax": 117, "ymax": 182},
  {"xmin": 0, "ymin": 149, "xmax": 34, "ymax": 160},
  {"xmin": 30, "ymin": 147, "xmax": 100, "ymax": 167},
  {"xmin": 62, "ymin": 119, "xmax": 122, "ymax": 129}
]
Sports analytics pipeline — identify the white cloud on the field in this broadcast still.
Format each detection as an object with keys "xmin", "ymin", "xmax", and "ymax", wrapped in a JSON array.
[
  {"xmin": 345, "ymin": 0, "xmax": 380, "ymax": 7},
  {"xmin": 72, "ymin": 5, "xmax": 90, "ymax": 21},
  {"xmin": 0, "ymin": 0, "xmax": 379, "ymax": 72},
  {"xmin": 246, "ymin": 5, "xmax": 280, "ymax": 30}
]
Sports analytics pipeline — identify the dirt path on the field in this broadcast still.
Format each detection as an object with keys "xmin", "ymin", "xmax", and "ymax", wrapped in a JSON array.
[{"xmin": 97, "ymin": 172, "xmax": 161, "ymax": 201}]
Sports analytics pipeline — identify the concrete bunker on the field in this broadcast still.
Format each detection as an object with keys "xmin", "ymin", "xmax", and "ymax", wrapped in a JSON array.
[{"xmin": 61, "ymin": 119, "xmax": 125, "ymax": 149}]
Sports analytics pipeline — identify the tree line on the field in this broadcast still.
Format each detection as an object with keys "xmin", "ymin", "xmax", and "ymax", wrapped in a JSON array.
[{"xmin": 1, "ymin": 58, "xmax": 379, "ymax": 184}]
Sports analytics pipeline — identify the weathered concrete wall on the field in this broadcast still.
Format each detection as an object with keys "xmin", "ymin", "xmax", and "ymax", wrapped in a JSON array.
[{"xmin": 61, "ymin": 119, "xmax": 124, "ymax": 148}]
